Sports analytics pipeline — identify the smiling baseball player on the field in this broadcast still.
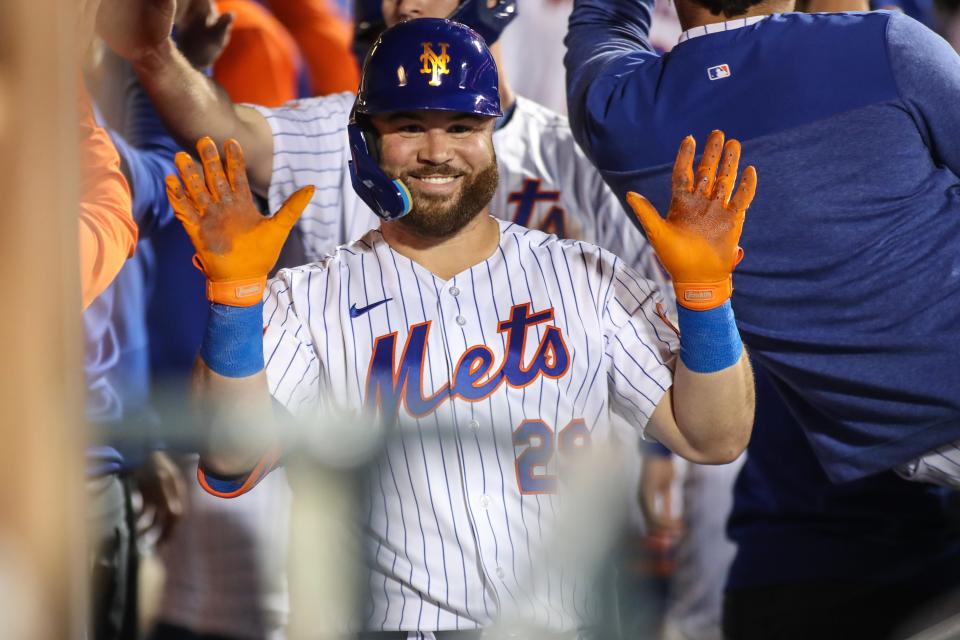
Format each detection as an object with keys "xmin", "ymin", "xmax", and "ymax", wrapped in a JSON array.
[{"xmin": 166, "ymin": 19, "xmax": 755, "ymax": 637}]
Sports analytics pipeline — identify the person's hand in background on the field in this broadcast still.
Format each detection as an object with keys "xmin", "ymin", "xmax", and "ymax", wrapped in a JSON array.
[
  {"xmin": 176, "ymin": 0, "xmax": 235, "ymax": 69},
  {"xmin": 134, "ymin": 451, "xmax": 187, "ymax": 545}
]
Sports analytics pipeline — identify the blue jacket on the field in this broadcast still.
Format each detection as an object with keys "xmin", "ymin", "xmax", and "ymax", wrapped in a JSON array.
[
  {"xmin": 86, "ymin": 81, "xmax": 180, "ymax": 476},
  {"xmin": 566, "ymin": 3, "xmax": 960, "ymax": 482},
  {"xmin": 727, "ymin": 359, "xmax": 960, "ymax": 589}
]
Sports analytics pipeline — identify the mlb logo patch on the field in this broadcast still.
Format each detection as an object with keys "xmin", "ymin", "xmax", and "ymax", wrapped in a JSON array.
[{"xmin": 707, "ymin": 64, "xmax": 731, "ymax": 80}]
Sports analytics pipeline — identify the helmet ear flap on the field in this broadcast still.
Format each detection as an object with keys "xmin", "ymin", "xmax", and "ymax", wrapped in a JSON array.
[
  {"xmin": 353, "ymin": 113, "xmax": 381, "ymax": 163},
  {"xmin": 347, "ymin": 118, "xmax": 413, "ymax": 221}
]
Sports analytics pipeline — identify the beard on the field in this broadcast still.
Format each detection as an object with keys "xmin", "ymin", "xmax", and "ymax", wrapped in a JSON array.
[{"xmin": 395, "ymin": 159, "xmax": 499, "ymax": 239}]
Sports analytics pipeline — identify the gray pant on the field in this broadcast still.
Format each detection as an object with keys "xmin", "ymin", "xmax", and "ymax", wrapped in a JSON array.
[
  {"xmin": 662, "ymin": 456, "xmax": 745, "ymax": 640},
  {"xmin": 88, "ymin": 473, "xmax": 136, "ymax": 640}
]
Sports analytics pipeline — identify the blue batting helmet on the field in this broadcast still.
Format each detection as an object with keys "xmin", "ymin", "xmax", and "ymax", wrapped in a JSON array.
[{"xmin": 348, "ymin": 18, "xmax": 501, "ymax": 221}]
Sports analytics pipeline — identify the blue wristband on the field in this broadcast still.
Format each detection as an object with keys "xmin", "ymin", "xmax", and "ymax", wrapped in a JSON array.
[
  {"xmin": 200, "ymin": 302, "xmax": 265, "ymax": 377},
  {"xmin": 676, "ymin": 301, "xmax": 743, "ymax": 373}
]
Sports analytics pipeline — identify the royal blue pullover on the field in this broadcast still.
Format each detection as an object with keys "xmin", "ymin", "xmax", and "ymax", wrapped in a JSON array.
[{"xmin": 566, "ymin": 3, "xmax": 960, "ymax": 482}]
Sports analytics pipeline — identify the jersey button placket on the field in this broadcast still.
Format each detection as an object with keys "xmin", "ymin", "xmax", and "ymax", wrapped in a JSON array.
[{"xmin": 447, "ymin": 277, "xmax": 501, "ymax": 609}]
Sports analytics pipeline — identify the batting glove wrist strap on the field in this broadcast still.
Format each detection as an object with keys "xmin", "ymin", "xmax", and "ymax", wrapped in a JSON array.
[
  {"xmin": 200, "ymin": 302, "xmax": 265, "ymax": 377},
  {"xmin": 202, "ymin": 271, "xmax": 267, "ymax": 307},
  {"xmin": 673, "ymin": 277, "xmax": 734, "ymax": 311},
  {"xmin": 677, "ymin": 301, "xmax": 743, "ymax": 373}
]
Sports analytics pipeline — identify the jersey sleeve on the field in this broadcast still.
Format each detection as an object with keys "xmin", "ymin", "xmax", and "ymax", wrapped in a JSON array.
[
  {"xmin": 248, "ymin": 94, "xmax": 356, "ymax": 262},
  {"xmin": 78, "ymin": 84, "xmax": 138, "ymax": 311},
  {"xmin": 198, "ymin": 269, "xmax": 323, "ymax": 499},
  {"xmin": 589, "ymin": 176, "xmax": 672, "ymax": 297},
  {"xmin": 107, "ymin": 76, "xmax": 181, "ymax": 239},
  {"xmin": 886, "ymin": 12, "xmax": 960, "ymax": 178},
  {"xmin": 565, "ymin": 0, "xmax": 658, "ymax": 171},
  {"xmin": 262, "ymin": 270, "xmax": 324, "ymax": 414},
  {"xmin": 604, "ymin": 258, "xmax": 679, "ymax": 438}
]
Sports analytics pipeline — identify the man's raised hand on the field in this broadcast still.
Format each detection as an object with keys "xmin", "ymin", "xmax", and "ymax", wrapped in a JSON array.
[
  {"xmin": 627, "ymin": 131, "xmax": 757, "ymax": 310},
  {"xmin": 96, "ymin": 0, "xmax": 176, "ymax": 63},
  {"xmin": 176, "ymin": 0, "xmax": 235, "ymax": 69},
  {"xmin": 166, "ymin": 137, "xmax": 314, "ymax": 306}
]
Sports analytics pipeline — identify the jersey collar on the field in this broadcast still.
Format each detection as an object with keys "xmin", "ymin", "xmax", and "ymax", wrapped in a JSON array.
[{"xmin": 678, "ymin": 15, "xmax": 766, "ymax": 44}]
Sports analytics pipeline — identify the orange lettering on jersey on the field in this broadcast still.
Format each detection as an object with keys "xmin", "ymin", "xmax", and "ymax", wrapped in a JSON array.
[{"xmin": 655, "ymin": 302, "xmax": 681, "ymax": 338}]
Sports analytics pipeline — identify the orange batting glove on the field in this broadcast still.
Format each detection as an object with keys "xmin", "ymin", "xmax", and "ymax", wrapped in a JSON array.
[
  {"xmin": 166, "ymin": 137, "xmax": 315, "ymax": 307},
  {"xmin": 626, "ymin": 131, "xmax": 757, "ymax": 311}
]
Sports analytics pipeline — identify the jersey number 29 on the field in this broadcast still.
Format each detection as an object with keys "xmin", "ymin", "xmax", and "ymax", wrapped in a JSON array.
[{"xmin": 512, "ymin": 418, "xmax": 591, "ymax": 494}]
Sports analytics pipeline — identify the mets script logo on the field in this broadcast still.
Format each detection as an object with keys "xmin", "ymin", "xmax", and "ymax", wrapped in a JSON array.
[
  {"xmin": 420, "ymin": 42, "xmax": 450, "ymax": 87},
  {"xmin": 509, "ymin": 179, "xmax": 568, "ymax": 237},
  {"xmin": 365, "ymin": 303, "xmax": 570, "ymax": 417}
]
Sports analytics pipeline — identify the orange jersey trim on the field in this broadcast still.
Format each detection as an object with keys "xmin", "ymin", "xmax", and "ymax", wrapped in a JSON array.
[{"xmin": 196, "ymin": 446, "xmax": 282, "ymax": 499}]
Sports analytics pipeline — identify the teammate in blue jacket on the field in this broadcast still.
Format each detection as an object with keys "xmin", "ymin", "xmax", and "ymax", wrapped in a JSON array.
[
  {"xmin": 724, "ymin": 359, "xmax": 960, "ymax": 639},
  {"xmin": 565, "ymin": 0, "xmax": 960, "ymax": 486}
]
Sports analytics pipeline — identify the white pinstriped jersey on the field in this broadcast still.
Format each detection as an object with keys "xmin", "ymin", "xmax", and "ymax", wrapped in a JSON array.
[
  {"xmin": 251, "ymin": 95, "xmax": 666, "ymax": 291},
  {"xmin": 262, "ymin": 220, "xmax": 679, "ymax": 634}
]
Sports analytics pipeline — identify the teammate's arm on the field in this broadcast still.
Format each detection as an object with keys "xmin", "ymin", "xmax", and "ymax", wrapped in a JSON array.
[
  {"xmin": 269, "ymin": 0, "xmax": 361, "ymax": 95},
  {"xmin": 565, "ymin": 0, "xmax": 656, "ymax": 163},
  {"xmin": 96, "ymin": 0, "xmax": 275, "ymax": 192},
  {"xmin": 639, "ymin": 443, "xmax": 683, "ymax": 535},
  {"xmin": 78, "ymin": 82, "xmax": 138, "ymax": 310},
  {"xmin": 885, "ymin": 12, "xmax": 960, "ymax": 178},
  {"xmin": 106, "ymin": 76, "xmax": 184, "ymax": 238},
  {"xmin": 630, "ymin": 131, "xmax": 756, "ymax": 464},
  {"xmin": 166, "ymin": 137, "xmax": 314, "ymax": 485}
]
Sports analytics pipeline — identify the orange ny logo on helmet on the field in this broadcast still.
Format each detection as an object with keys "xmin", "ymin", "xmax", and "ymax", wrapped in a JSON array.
[{"xmin": 419, "ymin": 42, "xmax": 451, "ymax": 87}]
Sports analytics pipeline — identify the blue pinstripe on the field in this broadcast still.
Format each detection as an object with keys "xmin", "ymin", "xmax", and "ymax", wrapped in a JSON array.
[
  {"xmin": 431, "ymin": 274, "xmax": 475, "ymax": 627},
  {"xmin": 385, "ymin": 244, "xmax": 431, "ymax": 628},
  {"xmin": 407, "ymin": 257, "xmax": 455, "ymax": 623},
  {"xmin": 469, "ymin": 267, "xmax": 518, "ymax": 610},
  {"xmin": 495, "ymin": 240, "xmax": 553, "ymax": 625}
]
